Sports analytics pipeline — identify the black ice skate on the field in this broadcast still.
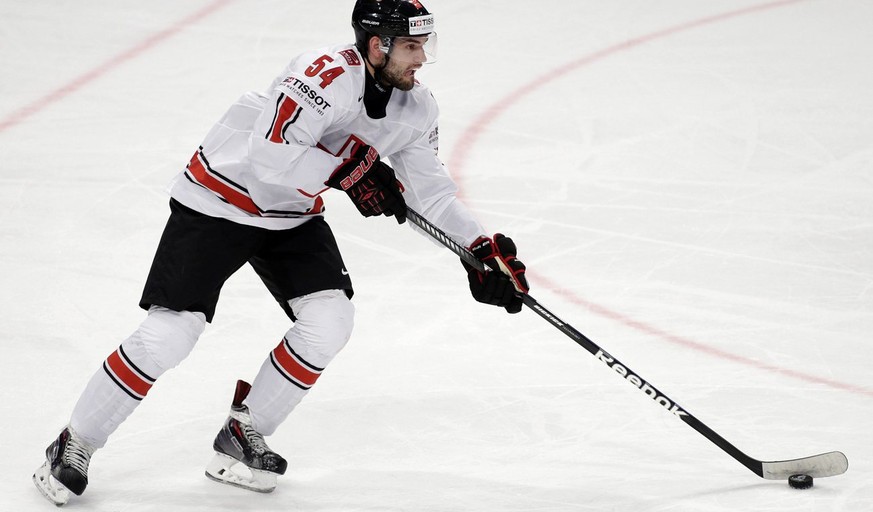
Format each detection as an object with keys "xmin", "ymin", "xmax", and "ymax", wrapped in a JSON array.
[
  {"xmin": 32, "ymin": 427, "xmax": 96, "ymax": 506},
  {"xmin": 205, "ymin": 380, "xmax": 287, "ymax": 493}
]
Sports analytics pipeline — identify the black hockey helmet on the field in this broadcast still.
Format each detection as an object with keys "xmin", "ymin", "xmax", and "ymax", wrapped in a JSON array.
[{"xmin": 352, "ymin": 0, "xmax": 437, "ymax": 59}]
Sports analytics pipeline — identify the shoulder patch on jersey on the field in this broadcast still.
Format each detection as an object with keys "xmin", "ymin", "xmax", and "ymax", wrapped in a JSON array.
[
  {"xmin": 278, "ymin": 74, "xmax": 333, "ymax": 118},
  {"xmin": 338, "ymin": 49, "xmax": 361, "ymax": 66}
]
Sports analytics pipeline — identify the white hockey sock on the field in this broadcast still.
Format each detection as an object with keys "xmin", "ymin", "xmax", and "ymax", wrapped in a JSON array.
[
  {"xmin": 245, "ymin": 290, "xmax": 354, "ymax": 435},
  {"xmin": 69, "ymin": 308, "xmax": 206, "ymax": 448}
]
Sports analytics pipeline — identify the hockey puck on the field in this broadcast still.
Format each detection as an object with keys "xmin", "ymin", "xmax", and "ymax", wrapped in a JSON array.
[{"xmin": 788, "ymin": 474, "xmax": 813, "ymax": 489}]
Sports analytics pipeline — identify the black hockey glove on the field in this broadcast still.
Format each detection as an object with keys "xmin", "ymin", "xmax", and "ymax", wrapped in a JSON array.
[
  {"xmin": 325, "ymin": 144, "xmax": 407, "ymax": 224},
  {"xmin": 462, "ymin": 234, "xmax": 529, "ymax": 314}
]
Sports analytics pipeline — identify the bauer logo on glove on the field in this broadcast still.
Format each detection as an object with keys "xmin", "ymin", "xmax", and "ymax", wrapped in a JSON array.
[
  {"xmin": 334, "ymin": 145, "xmax": 379, "ymax": 191},
  {"xmin": 325, "ymin": 143, "xmax": 407, "ymax": 224}
]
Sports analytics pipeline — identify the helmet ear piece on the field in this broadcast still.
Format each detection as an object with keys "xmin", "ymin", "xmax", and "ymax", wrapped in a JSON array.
[
  {"xmin": 361, "ymin": 34, "xmax": 391, "ymax": 62},
  {"xmin": 378, "ymin": 36, "xmax": 392, "ymax": 55}
]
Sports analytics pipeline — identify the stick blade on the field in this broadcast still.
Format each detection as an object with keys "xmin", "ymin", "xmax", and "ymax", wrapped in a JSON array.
[{"xmin": 761, "ymin": 451, "xmax": 848, "ymax": 480}]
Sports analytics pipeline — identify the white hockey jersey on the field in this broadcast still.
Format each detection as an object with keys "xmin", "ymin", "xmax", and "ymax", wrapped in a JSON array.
[{"xmin": 169, "ymin": 43, "xmax": 484, "ymax": 246}]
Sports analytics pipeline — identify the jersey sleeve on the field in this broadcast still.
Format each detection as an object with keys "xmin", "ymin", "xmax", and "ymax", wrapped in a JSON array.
[
  {"xmin": 248, "ymin": 49, "xmax": 360, "ymax": 196},
  {"xmin": 388, "ymin": 95, "xmax": 486, "ymax": 247}
]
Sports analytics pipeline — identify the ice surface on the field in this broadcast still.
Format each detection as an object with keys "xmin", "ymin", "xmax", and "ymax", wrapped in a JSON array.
[{"xmin": 2, "ymin": 1, "xmax": 871, "ymax": 511}]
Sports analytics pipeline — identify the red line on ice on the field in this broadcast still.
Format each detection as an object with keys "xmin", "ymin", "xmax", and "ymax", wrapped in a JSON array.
[
  {"xmin": 539, "ymin": 275, "xmax": 873, "ymax": 398},
  {"xmin": 0, "ymin": 0, "xmax": 236, "ymax": 134}
]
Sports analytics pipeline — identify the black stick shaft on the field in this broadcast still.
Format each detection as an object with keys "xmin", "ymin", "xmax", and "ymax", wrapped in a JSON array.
[{"xmin": 405, "ymin": 207, "xmax": 765, "ymax": 477}]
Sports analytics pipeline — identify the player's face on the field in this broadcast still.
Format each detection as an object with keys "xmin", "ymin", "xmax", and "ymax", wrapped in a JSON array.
[{"xmin": 381, "ymin": 36, "xmax": 432, "ymax": 91}]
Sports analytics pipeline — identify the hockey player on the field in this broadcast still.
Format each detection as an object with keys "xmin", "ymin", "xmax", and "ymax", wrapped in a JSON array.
[{"xmin": 33, "ymin": 0, "xmax": 529, "ymax": 505}]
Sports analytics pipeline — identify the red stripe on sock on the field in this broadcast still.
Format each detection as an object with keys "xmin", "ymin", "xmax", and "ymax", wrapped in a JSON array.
[
  {"xmin": 271, "ymin": 340, "xmax": 321, "ymax": 387},
  {"xmin": 106, "ymin": 350, "xmax": 153, "ymax": 398}
]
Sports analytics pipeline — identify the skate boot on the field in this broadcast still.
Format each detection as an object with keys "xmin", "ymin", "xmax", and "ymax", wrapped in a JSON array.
[
  {"xmin": 32, "ymin": 427, "xmax": 96, "ymax": 506},
  {"xmin": 205, "ymin": 380, "xmax": 287, "ymax": 493}
]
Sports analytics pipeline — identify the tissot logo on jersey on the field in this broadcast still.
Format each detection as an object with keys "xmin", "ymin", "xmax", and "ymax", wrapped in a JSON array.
[{"xmin": 280, "ymin": 76, "xmax": 332, "ymax": 117}]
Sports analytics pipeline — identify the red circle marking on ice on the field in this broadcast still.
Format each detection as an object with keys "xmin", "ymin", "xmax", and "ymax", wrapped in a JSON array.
[
  {"xmin": 447, "ymin": 0, "xmax": 873, "ymax": 397},
  {"xmin": 448, "ymin": 0, "xmax": 808, "ymax": 185}
]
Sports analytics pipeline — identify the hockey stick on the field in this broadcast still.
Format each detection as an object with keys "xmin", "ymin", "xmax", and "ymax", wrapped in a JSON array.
[{"xmin": 405, "ymin": 207, "xmax": 848, "ymax": 481}]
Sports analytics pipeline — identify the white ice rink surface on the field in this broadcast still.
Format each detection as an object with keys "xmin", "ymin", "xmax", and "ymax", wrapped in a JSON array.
[{"xmin": 2, "ymin": 1, "xmax": 872, "ymax": 510}]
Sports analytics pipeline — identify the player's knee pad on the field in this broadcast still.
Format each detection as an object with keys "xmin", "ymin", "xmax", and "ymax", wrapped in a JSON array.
[
  {"xmin": 284, "ymin": 289, "xmax": 355, "ymax": 367},
  {"xmin": 119, "ymin": 307, "xmax": 206, "ymax": 379}
]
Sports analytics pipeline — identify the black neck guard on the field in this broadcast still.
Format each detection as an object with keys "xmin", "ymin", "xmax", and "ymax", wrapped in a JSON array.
[{"xmin": 363, "ymin": 68, "xmax": 393, "ymax": 119}]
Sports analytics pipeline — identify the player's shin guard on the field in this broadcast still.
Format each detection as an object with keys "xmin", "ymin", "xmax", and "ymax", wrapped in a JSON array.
[
  {"xmin": 36, "ymin": 308, "xmax": 205, "ymax": 505},
  {"xmin": 67, "ymin": 308, "xmax": 205, "ymax": 449},
  {"xmin": 245, "ymin": 289, "xmax": 355, "ymax": 435},
  {"xmin": 205, "ymin": 291, "xmax": 353, "ymax": 492}
]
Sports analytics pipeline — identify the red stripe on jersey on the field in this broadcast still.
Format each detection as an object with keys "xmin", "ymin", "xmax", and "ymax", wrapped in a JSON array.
[
  {"xmin": 271, "ymin": 339, "xmax": 322, "ymax": 388},
  {"xmin": 268, "ymin": 94, "xmax": 301, "ymax": 144},
  {"xmin": 297, "ymin": 189, "xmax": 326, "ymax": 215},
  {"xmin": 310, "ymin": 195, "xmax": 325, "ymax": 214},
  {"xmin": 186, "ymin": 151, "xmax": 261, "ymax": 215},
  {"xmin": 105, "ymin": 349, "xmax": 153, "ymax": 398}
]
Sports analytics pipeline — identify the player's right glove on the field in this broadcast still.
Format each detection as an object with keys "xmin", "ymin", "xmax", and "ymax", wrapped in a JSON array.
[
  {"xmin": 325, "ymin": 144, "xmax": 407, "ymax": 224},
  {"xmin": 462, "ymin": 234, "xmax": 529, "ymax": 314}
]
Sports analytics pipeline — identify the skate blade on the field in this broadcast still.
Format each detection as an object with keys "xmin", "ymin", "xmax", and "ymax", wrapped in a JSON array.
[
  {"xmin": 205, "ymin": 453, "xmax": 278, "ymax": 493},
  {"xmin": 33, "ymin": 462, "xmax": 71, "ymax": 506}
]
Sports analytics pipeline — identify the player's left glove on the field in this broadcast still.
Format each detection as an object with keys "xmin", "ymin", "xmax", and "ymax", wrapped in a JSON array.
[
  {"xmin": 325, "ymin": 144, "xmax": 407, "ymax": 224},
  {"xmin": 462, "ymin": 234, "xmax": 529, "ymax": 314}
]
